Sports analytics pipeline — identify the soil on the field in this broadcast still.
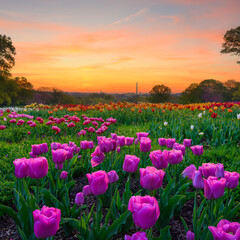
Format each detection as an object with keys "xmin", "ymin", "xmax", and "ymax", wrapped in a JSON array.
[{"xmin": 0, "ymin": 174, "xmax": 194, "ymax": 240}]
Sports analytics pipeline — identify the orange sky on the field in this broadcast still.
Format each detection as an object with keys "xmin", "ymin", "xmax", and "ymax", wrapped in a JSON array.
[{"xmin": 1, "ymin": 0, "xmax": 239, "ymax": 93}]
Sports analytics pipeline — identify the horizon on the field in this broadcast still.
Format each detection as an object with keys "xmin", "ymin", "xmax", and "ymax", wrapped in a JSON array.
[{"xmin": 1, "ymin": 0, "xmax": 240, "ymax": 93}]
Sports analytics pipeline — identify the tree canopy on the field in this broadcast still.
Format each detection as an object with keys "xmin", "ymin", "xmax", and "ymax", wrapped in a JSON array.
[
  {"xmin": 221, "ymin": 26, "xmax": 240, "ymax": 64},
  {"xmin": 0, "ymin": 34, "xmax": 16, "ymax": 76},
  {"xmin": 149, "ymin": 84, "xmax": 171, "ymax": 103}
]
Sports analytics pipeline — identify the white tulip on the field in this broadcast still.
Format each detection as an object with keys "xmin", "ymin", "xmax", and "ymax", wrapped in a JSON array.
[
  {"xmin": 190, "ymin": 125, "xmax": 194, "ymax": 130},
  {"xmin": 237, "ymin": 114, "xmax": 240, "ymax": 120},
  {"xmin": 198, "ymin": 113, "xmax": 202, "ymax": 118},
  {"xmin": 164, "ymin": 121, "xmax": 168, "ymax": 126}
]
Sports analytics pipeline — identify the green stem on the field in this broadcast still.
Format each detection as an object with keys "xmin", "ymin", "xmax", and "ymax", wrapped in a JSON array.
[{"xmin": 36, "ymin": 179, "xmax": 39, "ymax": 206}]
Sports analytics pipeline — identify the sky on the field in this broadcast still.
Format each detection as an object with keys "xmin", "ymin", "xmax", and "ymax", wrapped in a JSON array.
[{"xmin": 0, "ymin": 0, "xmax": 239, "ymax": 93}]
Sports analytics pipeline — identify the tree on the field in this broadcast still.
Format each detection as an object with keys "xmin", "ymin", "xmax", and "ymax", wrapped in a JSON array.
[
  {"xmin": 224, "ymin": 80, "xmax": 240, "ymax": 100},
  {"xmin": 0, "ymin": 34, "xmax": 16, "ymax": 76},
  {"xmin": 221, "ymin": 26, "xmax": 240, "ymax": 64},
  {"xmin": 14, "ymin": 77, "xmax": 33, "ymax": 90},
  {"xmin": 180, "ymin": 83, "xmax": 201, "ymax": 103},
  {"xmin": 198, "ymin": 79, "xmax": 229, "ymax": 102},
  {"xmin": 149, "ymin": 84, "xmax": 171, "ymax": 103}
]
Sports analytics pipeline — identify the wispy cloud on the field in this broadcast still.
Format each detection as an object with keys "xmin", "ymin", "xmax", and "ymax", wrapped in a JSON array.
[{"xmin": 109, "ymin": 8, "xmax": 149, "ymax": 26}]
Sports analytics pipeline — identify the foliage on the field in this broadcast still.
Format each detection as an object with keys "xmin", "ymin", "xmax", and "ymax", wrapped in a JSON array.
[{"xmin": 149, "ymin": 84, "xmax": 171, "ymax": 103}]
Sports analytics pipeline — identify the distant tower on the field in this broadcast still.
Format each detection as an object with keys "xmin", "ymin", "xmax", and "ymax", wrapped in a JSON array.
[{"xmin": 136, "ymin": 82, "xmax": 138, "ymax": 95}]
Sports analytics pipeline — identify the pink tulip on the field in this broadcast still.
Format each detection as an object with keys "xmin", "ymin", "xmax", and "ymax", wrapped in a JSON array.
[
  {"xmin": 117, "ymin": 136, "xmax": 126, "ymax": 147},
  {"xmin": 203, "ymin": 176, "xmax": 226, "ymax": 200},
  {"xmin": 107, "ymin": 170, "xmax": 119, "ymax": 184},
  {"xmin": 190, "ymin": 145, "xmax": 204, "ymax": 155},
  {"xmin": 91, "ymin": 146, "xmax": 105, "ymax": 167},
  {"xmin": 158, "ymin": 138, "xmax": 166, "ymax": 146},
  {"xmin": 83, "ymin": 185, "xmax": 91, "ymax": 196},
  {"xmin": 86, "ymin": 170, "xmax": 109, "ymax": 195},
  {"xmin": 140, "ymin": 137, "xmax": 151, "ymax": 152},
  {"xmin": 224, "ymin": 171, "xmax": 240, "ymax": 189},
  {"xmin": 52, "ymin": 149, "xmax": 68, "ymax": 165},
  {"xmin": 149, "ymin": 150, "xmax": 168, "ymax": 169},
  {"xmin": 200, "ymin": 163, "xmax": 216, "ymax": 178},
  {"xmin": 136, "ymin": 132, "xmax": 149, "ymax": 141},
  {"xmin": 167, "ymin": 150, "xmax": 183, "ymax": 164},
  {"xmin": 125, "ymin": 137, "xmax": 134, "ymax": 146},
  {"xmin": 125, "ymin": 232, "xmax": 148, "ymax": 240},
  {"xmin": 192, "ymin": 170, "xmax": 204, "ymax": 189},
  {"xmin": 183, "ymin": 139, "xmax": 192, "ymax": 148},
  {"xmin": 60, "ymin": 171, "xmax": 68, "ymax": 179},
  {"xmin": 123, "ymin": 155, "xmax": 140, "ymax": 173},
  {"xmin": 186, "ymin": 231, "xmax": 195, "ymax": 240},
  {"xmin": 182, "ymin": 164, "xmax": 196, "ymax": 180},
  {"xmin": 208, "ymin": 219, "xmax": 240, "ymax": 240},
  {"xmin": 33, "ymin": 206, "xmax": 61, "ymax": 238},
  {"xmin": 140, "ymin": 166, "xmax": 165, "ymax": 190},
  {"xmin": 27, "ymin": 157, "xmax": 48, "ymax": 179},
  {"xmin": 166, "ymin": 138, "xmax": 176, "ymax": 148},
  {"xmin": 75, "ymin": 192, "xmax": 84, "ymax": 205},
  {"xmin": 13, "ymin": 158, "xmax": 29, "ymax": 178},
  {"xmin": 128, "ymin": 195, "xmax": 160, "ymax": 229}
]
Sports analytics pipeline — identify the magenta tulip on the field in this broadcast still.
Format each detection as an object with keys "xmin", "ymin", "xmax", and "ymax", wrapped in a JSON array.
[
  {"xmin": 183, "ymin": 139, "xmax": 192, "ymax": 148},
  {"xmin": 27, "ymin": 157, "xmax": 48, "ymax": 179},
  {"xmin": 192, "ymin": 170, "xmax": 204, "ymax": 189},
  {"xmin": 167, "ymin": 150, "xmax": 183, "ymax": 164},
  {"xmin": 140, "ymin": 166, "xmax": 165, "ymax": 190},
  {"xmin": 173, "ymin": 143, "xmax": 186, "ymax": 155},
  {"xmin": 149, "ymin": 150, "xmax": 168, "ymax": 169},
  {"xmin": 208, "ymin": 219, "xmax": 240, "ymax": 240},
  {"xmin": 52, "ymin": 149, "xmax": 68, "ymax": 165},
  {"xmin": 75, "ymin": 192, "xmax": 84, "ymax": 205},
  {"xmin": 200, "ymin": 163, "xmax": 216, "ymax": 178},
  {"xmin": 215, "ymin": 163, "xmax": 224, "ymax": 178},
  {"xmin": 224, "ymin": 171, "xmax": 240, "ymax": 189},
  {"xmin": 158, "ymin": 138, "xmax": 166, "ymax": 146},
  {"xmin": 128, "ymin": 195, "xmax": 160, "ymax": 229},
  {"xmin": 182, "ymin": 164, "xmax": 196, "ymax": 180},
  {"xmin": 117, "ymin": 136, "xmax": 125, "ymax": 147},
  {"xmin": 166, "ymin": 138, "xmax": 176, "ymax": 148},
  {"xmin": 86, "ymin": 170, "xmax": 109, "ymax": 195},
  {"xmin": 13, "ymin": 158, "xmax": 29, "ymax": 178},
  {"xmin": 91, "ymin": 146, "xmax": 105, "ymax": 167},
  {"xmin": 186, "ymin": 231, "xmax": 195, "ymax": 240},
  {"xmin": 123, "ymin": 155, "xmax": 140, "ymax": 173},
  {"xmin": 136, "ymin": 132, "xmax": 149, "ymax": 141},
  {"xmin": 31, "ymin": 144, "xmax": 41, "ymax": 155},
  {"xmin": 33, "ymin": 206, "xmax": 61, "ymax": 238},
  {"xmin": 107, "ymin": 170, "xmax": 119, "ymax": 184},
  {"xmin": 83, "ymin": 185, "xmax": 91, "ymax": 196},
  {"xmin": 60, "ymin": 171, "xmax": 68, "ymax": 179},
  {"xmin": 140, "ymin": 137, "xmax": 151, "ymax": 152},
  {"xmin": 125, "ymin": 137, "xmax": 134, "ymax": 146},
  {"xmin": 190, "ymin": 145, "xmax": 204, "ymax": 155},
  {"xmin": 125, "ymin": 232, "xmax": 148, "ymax": 240},
  {"xmin": 203, "ymin": 176, "xmax": 226, "ymax": 200}
]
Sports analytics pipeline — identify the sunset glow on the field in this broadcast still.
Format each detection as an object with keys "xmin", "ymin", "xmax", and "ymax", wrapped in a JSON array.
[{"xmin": 1, "ymin": 0, "xmax": 239, "ymax": 93}]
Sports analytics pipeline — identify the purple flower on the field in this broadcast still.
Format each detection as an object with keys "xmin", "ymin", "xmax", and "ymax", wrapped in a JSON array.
[
  {"xmin": 136, "ymin": 132, "xmax": 149, "ymax": 141},
  {"xmin": 52, "ymin": 149, "xmax": 68, "ymax": 165},
  {"xmin": 186, "ymin": 231, "xmax": 195, "ymax": 240},
  {"xmin": 224, "ymin": 171, "xmax": 240, "ymax": 189},
  {"xmin": 75, "ymin": 192, "xmax": 84, "ymax": 205},
  {"xmin": 200, "ymin": 163, "xmax": 216, "ymax": 178},
  {"xmin": 13, "ymin": 158, "xmax": 29, "ymax": 178},
  {"xmin": 83, "ymin": 185, "xmax": 91, "ymax": 196},
  {"xmin": 167, "ymin": 150, "xmax": 183, "ymax": 165},
  {"xmin": 140, "ymin": 166, "xmax": 165, "ymax": 190},
  {"xmin": 158, "ymin": 138, "xmax": 166, "ymax": 146},
  {"xmin": 125, "ymin": 232, "xmax": 148, "ymax": 240},
  {"xmin": 173, "ymin": 143, "xmax": 186, "ymax": 155},
  {"xmin": 33, "ymin": 206, "xmax": 61, "ymax": 239},
  {"xmin": 117, "ymin": 136, "xmax": 126, "ymax": 147},
  {"xmin": 149, "ymin": 150, "xmax": 168, "ymax": 169},
  {"xmin": 166, "ymin": 138, "xmax": 176, "ymax": 148},
  {"xmin": 192, "ymin": 170, "xmax": 204, "ymax": 189},
  {"xmin": 107, "ymin": 170, "xmax": 119, "ymax": 184},
  {"xmin": 27, "ymin": 157, "xmax": 48, "ymax": 179},
  {"xmin": 125, "ymin": 137, "xmax": 134, "ymax": 146},
  {"xmin": 182, "ymin": 164, "xmax": 196, "ymax": 180},
  {"xmin": 111, "ymin": 133, "xmax": 118, "ymax": 140},
  {"xmin": 140, "ymin": 137, "xmax": 151, "ymax": 152},
  {"xmin": 60, "ymin": 171, "xmax": 68, "ymax": 179},
  {"xmin": 203, "ymin": 176, "xmax": 226, "ymax": 200},
  {"xmin": 190, "ymin": 145, "xmax": 204, "ymax": 155},
  {"xmin": 208, "ymin": 219, "xmax": 240, "ymax": 240},
  {"xmin": 128, "ymin": 196, "xmax": 160, "ymax": 230},
  {"xmin": 86, "ymin": 170, "xmax": 109, "ymax": 195},
  {"xmin": 215, "ymin": 163, "xmax": 224, "ymax": 178},
  {"xmin": 123, "ymin": 155, "xmax": 140, "ymax": 173},
  {"xmin": 91, "ymin": 146, "xmax": 105, "ymax": 167},
  {"xmin": 183, "ymin": 139, "xmax": 192, "ymax": 148}
]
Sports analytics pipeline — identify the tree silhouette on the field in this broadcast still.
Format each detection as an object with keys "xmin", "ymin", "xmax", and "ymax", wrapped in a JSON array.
[
  {"xmin": 149, "ymin": 84, "xmax": 171, "ymax": 103},
  {"xmin": 221, "ymin": 26, "xmax": 240, "ymax": 64},
  {"xmin": 0, "ymin": 34, "xmax": 16, "ymax": 76}
]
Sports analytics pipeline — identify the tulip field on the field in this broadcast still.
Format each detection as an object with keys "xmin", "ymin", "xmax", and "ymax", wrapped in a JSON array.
[{"xmin": 0, "ymin": 102, "xmax": 240, "ymax": 240}]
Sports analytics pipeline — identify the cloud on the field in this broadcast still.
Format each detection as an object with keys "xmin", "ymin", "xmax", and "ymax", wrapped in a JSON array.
[{"xmin": 109, "ymin": 8, "xmax": 149, "ymax": 26}]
